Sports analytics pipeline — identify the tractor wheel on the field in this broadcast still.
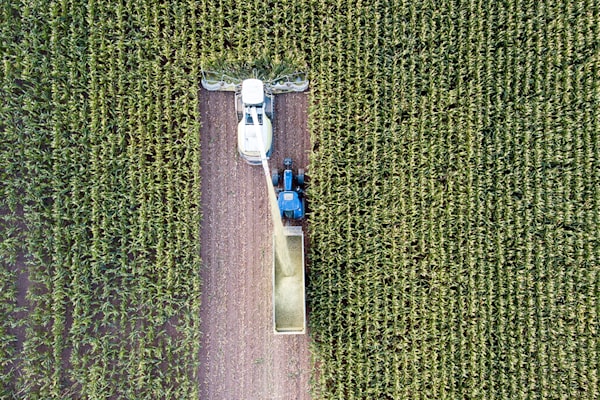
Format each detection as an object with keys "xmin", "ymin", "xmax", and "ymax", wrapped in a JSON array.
[
  {"xmin": 272, "ymin": 169, "xmax": 279, "ymax": 186},
  {"xmin": 297, "ymin": 168, "xmax": 305, "ymax": 186}
]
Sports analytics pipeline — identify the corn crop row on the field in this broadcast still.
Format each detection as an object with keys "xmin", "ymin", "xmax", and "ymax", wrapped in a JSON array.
[
  {"xmin": 0, "ymin": 2, "xmax": 20, "ymax": 394},
  {"xmin": 1, "ymin": 0, "xmax": 201, "ymax": 398},
  {"xmin": 195, "ymin": 0, "xmax": 311, "ymax": 71},
  {"xmin": 306, "ymin": 0, "xmax": 599, "ymax": 398},
  {"xmin": 3, "ymin": 0, "xmax": 599, "ymax": 398}
]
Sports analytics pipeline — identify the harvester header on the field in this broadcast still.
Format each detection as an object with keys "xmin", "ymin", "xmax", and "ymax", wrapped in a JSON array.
[{"xmin": 201, "ymin": 70, "xmax": 309, "ymax": 94}]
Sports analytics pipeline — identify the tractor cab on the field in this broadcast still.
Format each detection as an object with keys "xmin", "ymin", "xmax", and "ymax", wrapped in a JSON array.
[{"xmin": 272, "ymin": 158, "xmax": 305, "ymax": 220}]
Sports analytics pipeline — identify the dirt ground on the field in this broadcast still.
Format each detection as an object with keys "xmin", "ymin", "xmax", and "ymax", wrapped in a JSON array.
[{"xmin": 199, "ymin": 89, "xmax": 312, "ymax": 400}]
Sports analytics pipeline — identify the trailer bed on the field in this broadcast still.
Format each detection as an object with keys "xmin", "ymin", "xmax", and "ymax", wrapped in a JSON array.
[{"xmin": 273, "ymin": 226, "xmax": 306, "ymax": 334}]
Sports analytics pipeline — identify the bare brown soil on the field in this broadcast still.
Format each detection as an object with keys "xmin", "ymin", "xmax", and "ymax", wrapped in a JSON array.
[{"xmin": 199, "ymin": 90, "xmax": 312, "ymax": 400}]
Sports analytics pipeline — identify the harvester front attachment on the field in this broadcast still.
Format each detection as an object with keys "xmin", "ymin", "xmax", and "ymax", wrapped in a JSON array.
[
  {"xmin": 269, "ymin": 73, "xmax": 309, "ymax": 94},
  {"xmin": 201, "ymin": 70, "xmax": 309, "ymax": 94},
  {"xmin": 201, "ymin": 71, "xmax": 240, "ymax": 92}
]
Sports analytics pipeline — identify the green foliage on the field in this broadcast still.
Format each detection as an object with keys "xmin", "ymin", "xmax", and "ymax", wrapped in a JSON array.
[
  {"xmin": 1, "ymin": 0, "xmax": 201, "ymax": 398},
  {"xmin": 202, "ymin": 52, "xmax": 308, "ymax": 84},
  {"xmin": 196, "ymin": 0, "xmax": 311, "ymax": 85},
  {"xmin": 306, "ymin": 0, "xmax": 600, "ymax": 398},
  {"xmin": 2, "ymin": 0, "xmax": 599, "ymax": 398}
]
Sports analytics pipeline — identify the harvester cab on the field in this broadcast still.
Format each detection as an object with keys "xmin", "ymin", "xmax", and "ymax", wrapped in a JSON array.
[
  {"xmin": 272, "ymin": 158, "xmax": 305, "ymax": 220},
  {"xmin": 236, "ymin": 79, "xmax": 274, "ymax": 164}
]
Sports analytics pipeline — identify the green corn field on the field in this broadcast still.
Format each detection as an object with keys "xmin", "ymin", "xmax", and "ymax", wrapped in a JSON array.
[
  {"xmin": 307, "ymin": 0, "xmax": 599, "ymax": 398},
  {"xmin": 1, "ymin": 0, "xmax": 202, "ymax": 397},
  {"xmin": 1, "ymin": 0, "xmax": 598, "ymax": 399}
]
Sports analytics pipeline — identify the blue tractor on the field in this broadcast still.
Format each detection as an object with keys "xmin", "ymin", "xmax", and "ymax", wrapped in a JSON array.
[{"xmin": 272, "ymin": 158, "xmax": 305, "ymax": 220}]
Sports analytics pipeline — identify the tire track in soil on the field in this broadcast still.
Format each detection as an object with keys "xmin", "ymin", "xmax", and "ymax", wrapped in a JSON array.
[{"xmin": 199, "ymin": 90, "xmax": 311, "ymax": 400}]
